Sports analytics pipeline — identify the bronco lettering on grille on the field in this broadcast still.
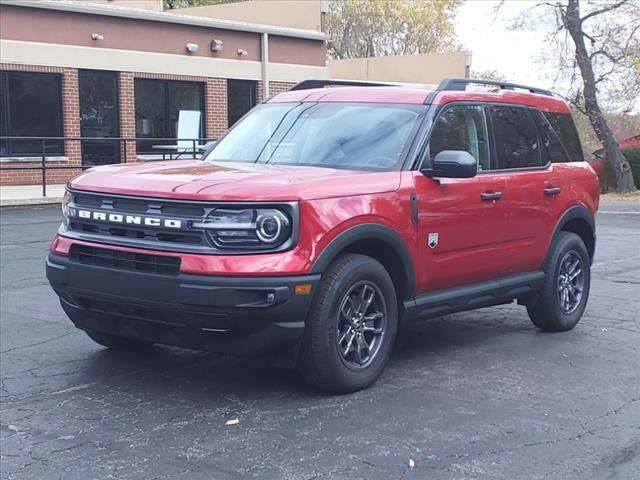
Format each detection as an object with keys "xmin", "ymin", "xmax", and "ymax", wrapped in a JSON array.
[{"xmin": 69, "ymin": 208, "xmax": 183, "ymax": 229}]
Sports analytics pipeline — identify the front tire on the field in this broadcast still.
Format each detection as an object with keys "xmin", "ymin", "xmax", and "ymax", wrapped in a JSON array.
[
  {"xmin": 298, "ymin": 254, "xmax": 398, "ymax": 393},
  {"xmin": 527, "ymin": 232, "xmax": 591, "ymax": 332}
]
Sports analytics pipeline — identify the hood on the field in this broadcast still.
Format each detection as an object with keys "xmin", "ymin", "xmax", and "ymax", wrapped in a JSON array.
[{"xmin": 68, "ymin": 160, "xmax": 401, "ymax": 201}]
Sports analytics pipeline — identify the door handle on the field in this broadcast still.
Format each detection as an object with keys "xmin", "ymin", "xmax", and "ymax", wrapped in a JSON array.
[
  {"xmin": 480, "ymin": 191, "xmax": 503, "ymax": 201},
  {"xmin": 544, "ymin": 187, "xmax": 561, "ymax": 196}
]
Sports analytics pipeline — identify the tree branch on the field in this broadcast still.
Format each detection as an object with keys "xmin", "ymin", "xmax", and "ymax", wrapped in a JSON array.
[
  {"xmin": 580, "ymin": 0, "xmax": 628, "ymax": 24},
  {"xmin": 582, "ymin": 31, "xmax": 596, "ymax": 44}
]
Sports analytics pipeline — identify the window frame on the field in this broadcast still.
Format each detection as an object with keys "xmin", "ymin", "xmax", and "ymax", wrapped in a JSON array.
[
  {"xmin": 0, "ymin": 71, "xmax": 64, "ymax": 157},
  {"xmin": 133, "ymin": 78, "xmax": 206, "ymax": 153}
]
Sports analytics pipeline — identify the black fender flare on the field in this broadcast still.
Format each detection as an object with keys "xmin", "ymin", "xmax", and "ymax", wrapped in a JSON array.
[
  {"xmin": 309, "ymin": 223, "xmax": 415, "ymax": 295},
  {"xmin": 548, "ymin": 205, "xmax": 596, "ymax": 261}
]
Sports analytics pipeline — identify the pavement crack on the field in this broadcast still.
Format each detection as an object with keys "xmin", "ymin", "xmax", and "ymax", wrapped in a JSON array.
[
  {"xmin": 0, "ymin": 331, "xmax": 74, "ymax": 355},
  {"xmin": 583, "ymin": 397, "xmax": 640, "ymax": 430}
]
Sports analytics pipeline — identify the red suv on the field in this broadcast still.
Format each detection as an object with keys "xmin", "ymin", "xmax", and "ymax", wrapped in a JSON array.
[{"xmin": 47, "ymin": 78, "xmax": 599, "ymax": 393}]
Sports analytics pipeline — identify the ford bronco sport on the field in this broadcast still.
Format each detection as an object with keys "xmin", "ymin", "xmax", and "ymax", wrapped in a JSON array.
[{"xmin": 47, "ymin": 78, "xmax": 599, "ymax": 393}]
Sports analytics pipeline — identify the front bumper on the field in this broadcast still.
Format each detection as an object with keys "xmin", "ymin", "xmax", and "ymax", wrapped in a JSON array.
[{"xmin": 46, "ymin": 253, "xmax": 320, "ymax": 361}]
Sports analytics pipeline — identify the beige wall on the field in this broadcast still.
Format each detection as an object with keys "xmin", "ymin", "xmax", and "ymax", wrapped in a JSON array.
[
  {"xmin": 174, "ymin": 0, "xmax": 323, "ymax": 32},
  {"xmin": 329, "ymin": 52, "xmax": 470, "ymax": 84},
  {"xmin": 70, "ymin": 0, "xmax": 163, "ymax": 11},
  {"xmin": 1, "ymin": 4, "xmax": 327, "ymax": 68}
]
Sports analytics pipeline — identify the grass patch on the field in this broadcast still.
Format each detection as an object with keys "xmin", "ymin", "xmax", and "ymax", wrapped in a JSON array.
[{"xmin": 601, "ymin": 190, "xmax": 640, "ymax": 201}]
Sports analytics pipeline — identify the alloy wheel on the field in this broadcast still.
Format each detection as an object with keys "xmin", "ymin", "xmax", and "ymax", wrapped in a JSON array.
[
  {"xmin": 557, "ymin": 250, "xmax": 585, "ymax": 315},
  {"xmin": 336, "ymin": 281, "xmax": 387, "ymax": 369}
]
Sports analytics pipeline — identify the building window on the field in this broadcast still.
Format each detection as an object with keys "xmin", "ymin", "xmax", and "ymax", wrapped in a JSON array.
[
  {"xmin": 0, "ymin": 72, "xmax": 63, "ymax": 157},
  {"xmin": 134, "ymin": 79, "xmax": 204, "ymax": 153},
  {"xmin": 227, "ymin": 80, "xmax": 256, "ymax": 127}
]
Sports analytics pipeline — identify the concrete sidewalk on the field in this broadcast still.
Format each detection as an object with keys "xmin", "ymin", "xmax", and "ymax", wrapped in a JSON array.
[{"xmin": 0, "ymin": 184, "xmax": 66, "ymax": 207}]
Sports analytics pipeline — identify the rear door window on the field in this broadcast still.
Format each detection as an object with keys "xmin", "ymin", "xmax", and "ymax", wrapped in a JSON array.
[{"xmin": 490, "ymin": 106, "xmax": 543, "ymax": 169}]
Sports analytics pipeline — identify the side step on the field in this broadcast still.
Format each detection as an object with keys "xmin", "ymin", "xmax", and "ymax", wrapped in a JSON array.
[{"xmin": 403, "ymin": 271, "xmax": 545, "ymax": 321}]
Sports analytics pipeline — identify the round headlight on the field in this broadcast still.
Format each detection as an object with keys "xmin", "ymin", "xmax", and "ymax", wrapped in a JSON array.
[{"xmin": 256, "ymin": 211, "xmax": 286, "ymax": 243}]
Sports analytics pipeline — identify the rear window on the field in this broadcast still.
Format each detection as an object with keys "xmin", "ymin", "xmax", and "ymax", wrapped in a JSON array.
[{"xmin": 543, "ymin": 113, "xmax": 584, "ymax": 161}]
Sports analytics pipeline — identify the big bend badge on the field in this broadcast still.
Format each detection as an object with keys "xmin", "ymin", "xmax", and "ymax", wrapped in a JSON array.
[{"xmin": 428, "ymin": 232, "xmax": 439, "ymax": 249}]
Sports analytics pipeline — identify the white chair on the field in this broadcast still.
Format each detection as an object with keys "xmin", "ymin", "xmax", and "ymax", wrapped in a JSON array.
[{"xmin": 152, "ymin": 110, "xmax": 204, "ymax": 160}]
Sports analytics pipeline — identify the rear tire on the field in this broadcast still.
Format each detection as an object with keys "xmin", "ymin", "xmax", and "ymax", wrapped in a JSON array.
[
  {"xmin": 298, "ymin": 254, "xmax": 398, "ymax": 394},
  {"xmin": 85, "ymin": 331, "xmax": 154, "ymax": 352},
  {"xmin": 527, "ymin": 232, "xmax": 590, "ymax": 332}
]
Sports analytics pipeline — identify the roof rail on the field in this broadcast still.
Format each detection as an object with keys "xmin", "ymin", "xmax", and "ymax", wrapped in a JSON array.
[
  {"xmin": 289, "ymin": 79, "xmax": 397, "ymax": 91},
  {"xmin": 436, "ymin": 78, "xmax": 553, "ymax": 97}
]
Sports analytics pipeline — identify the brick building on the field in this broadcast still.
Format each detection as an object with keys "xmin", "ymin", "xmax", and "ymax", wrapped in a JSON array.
[{"xmin": 0, "ymin": 0, "xmax": 328, "ymax": 186}]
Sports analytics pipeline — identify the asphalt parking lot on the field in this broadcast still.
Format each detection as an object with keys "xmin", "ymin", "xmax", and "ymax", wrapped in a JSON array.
[{"xmin": 1, "ymin": 201, "xmax": 638, "ymax": 480}]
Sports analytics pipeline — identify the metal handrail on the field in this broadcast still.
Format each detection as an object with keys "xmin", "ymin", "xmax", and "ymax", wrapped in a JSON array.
[{"xmin": 0, "ymin": 136, "xmax": 216, "ymax": 197}]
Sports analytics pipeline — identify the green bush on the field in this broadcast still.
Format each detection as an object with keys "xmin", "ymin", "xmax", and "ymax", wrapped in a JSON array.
[
  {"xmin": 598, "ymin": 148, "xmax": 640, "ymax": 191},
  {"xmin": 624, "ymin": 148, "xmax": 640, "ymax": 188}
]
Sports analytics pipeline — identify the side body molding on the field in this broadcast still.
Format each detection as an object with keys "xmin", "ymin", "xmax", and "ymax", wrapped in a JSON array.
[{"xmin": 309, "ymin": 223, "xmax": 416, "ymax": 295}]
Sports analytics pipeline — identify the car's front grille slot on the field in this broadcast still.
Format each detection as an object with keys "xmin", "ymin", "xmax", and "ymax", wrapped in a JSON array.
[
  {"xmin": 74, "ymin": 194, "xmax": 205, "ymax": 218},
  {"xmin": 63, "ymin": 190, "xmax": 297, "ymax": 254},
  {"xmin": 67, "ymin": 295, "xmax": 231, "ymax": 332},
  {"xmin": 70, "ymin": 245, "xmax": 181, "ymax": 275},
  {"xmin": 67, "ymin": 191, "xmax": 210, "ymax": 251}
]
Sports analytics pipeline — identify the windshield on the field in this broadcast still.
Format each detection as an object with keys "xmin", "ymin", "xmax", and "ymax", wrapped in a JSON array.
[{"xmin": 205, "ymin": 103, "xmax": 426, "ymax": 171}]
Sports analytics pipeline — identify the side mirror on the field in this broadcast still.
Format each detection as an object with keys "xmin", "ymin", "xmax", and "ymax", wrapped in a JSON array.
[{"xmin": 422, "ymin": 150, "xmax": 477, "ymax": 179}]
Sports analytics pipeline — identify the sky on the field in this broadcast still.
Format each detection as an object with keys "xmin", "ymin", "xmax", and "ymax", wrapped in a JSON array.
[
  {"xmin": 455, "ymin": 0, "xmax": 557, "ymax": 87},
  {"xmin": 454, "ymin": 0, "xmax": 639, "ymax": 113}
]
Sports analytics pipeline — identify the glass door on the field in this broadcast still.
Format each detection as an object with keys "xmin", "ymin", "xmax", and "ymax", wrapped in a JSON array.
[{"xmin": 79, "ymin": 70, "xmax": 120, "ymax": 166}]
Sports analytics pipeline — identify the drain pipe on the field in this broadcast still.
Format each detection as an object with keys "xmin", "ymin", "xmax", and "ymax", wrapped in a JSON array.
[{"xmin": 261, "ymin": 32, "xmax": 269, "ymax": 99}]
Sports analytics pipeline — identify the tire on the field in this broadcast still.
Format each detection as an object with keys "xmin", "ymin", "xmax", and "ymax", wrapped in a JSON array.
[
  {"xmin": 527, "ymin": 231, "xmax": 591, "ymax": 332},
  {"xmin": 85, "ymin": 330, "xmax": 154, "ymax": 352},
  {"xmin": 298, "ymin": 254, "xmax": 398, "ymax": 393}
]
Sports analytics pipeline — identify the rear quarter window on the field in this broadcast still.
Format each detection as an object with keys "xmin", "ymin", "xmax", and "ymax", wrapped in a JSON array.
[{"xmin": 543, "ymin": 112, "xmax": 584, "ymax": 161}]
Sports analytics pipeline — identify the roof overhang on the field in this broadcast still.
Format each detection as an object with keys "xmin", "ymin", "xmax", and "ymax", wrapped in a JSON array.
[{"xmin": 0, "ymin": 0, "xmax": 327, "ymax": 41}]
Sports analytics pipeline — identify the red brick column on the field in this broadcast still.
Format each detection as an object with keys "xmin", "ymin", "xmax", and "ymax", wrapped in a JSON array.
[
  {"xmin": 61, "ymin": 68, "xmax": 81, "ymax": 168},
  {"xmin": 256, "ymin": 80, "xmax": 264, "ymax": 102},
  {"xmin": 204, "ymin": 78, "xmax": 228, "ymax": 140},
  {"xmin": 269, "ymin": 81, "xmax": 296, "ymax": 95},
  {"xmin": 118, "ymin": 72, "xmax": 137, "ymax": 163},
  {"xmin": 256, "ymin": 80, "xmax": 295, "ymax": 102}
]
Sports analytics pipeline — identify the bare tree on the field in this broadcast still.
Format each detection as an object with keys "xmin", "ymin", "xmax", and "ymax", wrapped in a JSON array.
[
  {"xmin": 544, "ymin": 0, "xmax": 638, "ymax": 191},
  {"xmin": 561, "ymin": 0, "xmax": 637, "ymax": 191}
]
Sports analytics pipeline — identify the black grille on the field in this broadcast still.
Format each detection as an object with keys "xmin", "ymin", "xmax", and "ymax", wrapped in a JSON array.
[
  {"xmin": 65, "ymin": 295, "xmax": 231, "ymax": 332},
  {"xmin": 70, "ymin": 245, "xmax": 181, "ymax": 276},
  {"xmin": 67, "ymin": 191, "xmax": 210, "ymax": 250}
]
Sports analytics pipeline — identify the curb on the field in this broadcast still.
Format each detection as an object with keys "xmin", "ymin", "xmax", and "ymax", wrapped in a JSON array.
[{"xmin": 0, "ymin": 196, "xmax": 63, "ymax": 207}]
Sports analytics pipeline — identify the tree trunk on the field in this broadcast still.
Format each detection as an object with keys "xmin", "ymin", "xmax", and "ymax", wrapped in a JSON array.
[{"xmin": 564, "ymin": 0, "xmax": 636, "ymax": 192}]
